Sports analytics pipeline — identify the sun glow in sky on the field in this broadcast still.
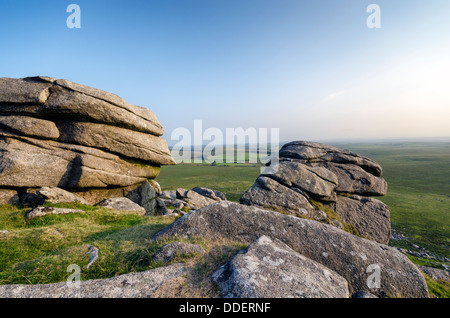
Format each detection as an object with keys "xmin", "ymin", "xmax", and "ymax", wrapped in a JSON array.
[{"xmin": 1, "ymin": 0, "xmax": 449, "ymax": 143}]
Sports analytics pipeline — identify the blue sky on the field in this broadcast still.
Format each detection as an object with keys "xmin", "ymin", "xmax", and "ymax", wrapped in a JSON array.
[{"xmin": 1, "ymin": 0, "xmax": 449, "ymax": 143}]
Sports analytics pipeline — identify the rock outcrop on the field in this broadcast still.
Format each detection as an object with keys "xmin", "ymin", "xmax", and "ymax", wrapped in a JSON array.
[
  {"xmin": 152, "ymin": 202, "xmax": 428, "ymax": 298},
  {"xmin": 212, "ymin": 236, "xmax": 350, "ymax": 298},
  {"xmin": 241, "ymin": 141, "xmax": 390, "ymax": 244},
  {"xmin": 0, "ymin": 76, "xmax": 174, "ymax": 205}
]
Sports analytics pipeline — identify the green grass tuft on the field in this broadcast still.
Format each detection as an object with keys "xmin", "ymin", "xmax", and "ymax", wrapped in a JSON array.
[{"xmin": 424, "ymin": 275, "xmax": 450, "ymax": 298}]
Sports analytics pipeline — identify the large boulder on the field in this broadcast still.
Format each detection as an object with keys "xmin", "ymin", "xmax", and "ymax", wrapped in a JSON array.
[
  {"xmin": 191, "ymin": 187, "xmax": 226, "ymax": 201},
  {"xmin": 0, "ymin": 263, "xmax": 186, "ymax": 298},
  {"xmin": 315, "ymin": 162, "xmax": 387, "ymax": 196},
  {"xmin": 176, "ymin": 188, "xmax": 217, "ymax": 208},
  {"xmin": 95, "ymin": 197, "xmax": 146, "ymax": 215},
  {"xmin": 419, "ymin": 266, "xmax": 450, "ymax": 283},
  {"xmin": 157, "ymin": 187, "xmax": 226, "ymax": 214},
  {"xmin": 0, "ymin": 115, "xmax": 60, "ymax": 140},
  {"xmin": 0, "ymin": 77, "xmax": 164, "ymax": 135},
  {"xmin": 0, "ymin": 132, "xmax": 160, "ymax": 188},
  {"xmin": 25, "ymin": 206, "xmax": 84, "ymax": 219},
  {"xmin": 57, "ymin": 121, "xmax": 174, "ymax": 165},
  {"xmin": 212, "ymin": 235, "xmax": 350, "ymax": 298},
  {"xmin": 152, "ymin": 202, "xmax": 428, "ymax": 298},
  {"xmin": 0, "ymin": 76, "xmax": 175, "ymax": 202},
  {"xmin": 327, "ymin": 195, "xmax": 391, "ymax": 244},
  {"xmin": 262, "ymin": 161, "xmax": 338, "ymax": 202},
  {"xmin": 70, "ymin": 183, "xmax": 151, "ymax": 206},
  {"xmin": 279, "ymin": 141, "xmax": 383, "ymax": 177},
  {"xmin": 241, "ymin": 141, "xmax": 390, "ymax": 244}
]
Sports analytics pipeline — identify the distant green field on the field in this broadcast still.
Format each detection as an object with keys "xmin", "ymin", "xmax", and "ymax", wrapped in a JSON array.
[
  {"xmin": 157, "ymin": 142, "xmax": 450, "ymax": 259},
  {"xmin": 156, "ymin": 163, "xmax": 262, "ymax": 202}
]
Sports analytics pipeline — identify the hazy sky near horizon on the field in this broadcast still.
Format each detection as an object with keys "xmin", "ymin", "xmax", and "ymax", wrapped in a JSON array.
[{"xmin": 1, "ymin": 0, "xmax": 449, "ymax": 143}]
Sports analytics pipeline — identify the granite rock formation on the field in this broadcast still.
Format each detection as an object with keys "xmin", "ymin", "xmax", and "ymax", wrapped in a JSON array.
[
  {"xmin": 0, "ymin": 76, "xmax": 175, "ymax": 206},
  {"xmin": 241, "ymin": 141, "xmax": 390, "ymax": 244}
]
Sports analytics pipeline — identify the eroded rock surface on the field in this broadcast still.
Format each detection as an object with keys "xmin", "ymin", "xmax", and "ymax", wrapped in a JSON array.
[
  {"xmin": 153, "ymin": 202, "xmax": 428, "ymax": 298},
  {"xmin": 212, "ymin": 236, "xmax": 350, "ymax": 298}
]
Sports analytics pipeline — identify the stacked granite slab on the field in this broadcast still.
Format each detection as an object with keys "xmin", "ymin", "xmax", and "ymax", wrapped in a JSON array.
[
  {"xmin": 240, "ymin": 141, "xmax": 390, "ymax": 244},
  {"xmin": 0, "ymin": 76, "xmax": 174, "ymax": 204}
]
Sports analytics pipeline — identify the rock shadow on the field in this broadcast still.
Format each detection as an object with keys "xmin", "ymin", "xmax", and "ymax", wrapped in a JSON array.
[{"xmin": 58, "ymin": 155, "xmax": 83, "ymax": 188}]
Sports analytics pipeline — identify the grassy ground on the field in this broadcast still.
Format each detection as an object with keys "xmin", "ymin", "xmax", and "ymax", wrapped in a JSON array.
[
  {"xmin": 0, "ymin": 203, "xmax": 171, "ymax": 285},
  {"xmin": 0, "ymin": 202, "xmax": 245, "ymax": 296}
]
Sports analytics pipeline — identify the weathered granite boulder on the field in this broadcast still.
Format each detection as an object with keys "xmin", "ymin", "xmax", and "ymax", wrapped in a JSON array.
[
  {"xmin": 57, "ymin": 121, "xmax": 174, "ymax": 165},
  {"xmin": 154, "ymin": 242, "xmax": 206, "ymax": 262},
  {"xmin": 0, "ymin": 76, "xmax": 175, "ymax": 205},
  {"xmin": 160, "ymin": 190, "xmax": 177, "ymax": 200},
  {"xmin": 148, "ymin": 180, "xmax": 162, "ymax": 195},
  {"xmin": 69, "ymin": 183, "xmax": 153, "ymax": 206},
  {"xmin": 0, "ymin": 133, "xmax": 161, "ymax": 188},
  {"xmin": 240, "ymin": 176, "xmax": 314, "ymax": 217},
  {"xmin": 168, "ymin": 198, "xmax": 187, "ymax": 209},
  {"xmin": 327, "ymin": 195, "xmax": 390, "ymax": 244},
  {"xmin": 95, "ymin": 197, "xmax": 146, "ymax": 215},
  {"xmin": 212, "ymin": 236, "xmax": 350, "ymax": 298},
  {"xmin": 0, "ymin": 77, "xmax": 164, "ymax": 135},
  {"xmin": 314, "ymin": 162, "xmax": 387, "ymax": 196},
  {"xmin": 279, "ymin": 141, "xmax": 383, "ymax": 177},
  {"xmin": 176, "ymin": 188, "xmax": 218, "ymax": 209},
  {"xmin": 37, "ymin": 187, "xmax": 89, "ymax": 205},
  {"xmin": 152, "ymin": 202, "xmax": 428, "ymax": 298},
  {"xmin": 0, "ymin": 263, "xmax": 186, "ymax": 298},
  {"xmin": 0, "ymin": 115, "xmax": 60, "ymax": 140},
  {"xmin": 241, "ymin": 141, "xmax": 390, "ymax": 244},
  {"xmin": 25, "ymin": 206, "xmax": 84, "ymax": 219},
  {"xmin": 155, "ymin": 198, "xmax": 169, "ymax": 215},
  {"xmin": 262, "ymin": 160, "xmax": 338, "ymax": 201}
]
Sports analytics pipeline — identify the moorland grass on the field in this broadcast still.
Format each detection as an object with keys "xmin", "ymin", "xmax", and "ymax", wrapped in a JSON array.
[
  {"xmin": 0, "ymin": 204, "xmax": 173, "ymax": 284},
  {"xmin": 0, "ymin": 203, "xmax": 246, "ymax": 297}
]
